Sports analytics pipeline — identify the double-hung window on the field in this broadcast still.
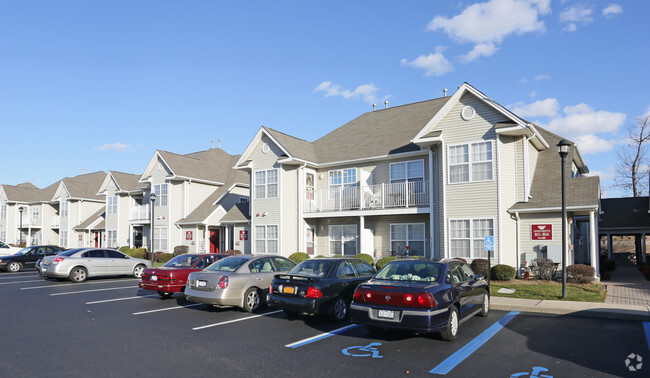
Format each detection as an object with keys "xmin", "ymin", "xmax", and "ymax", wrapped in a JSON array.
[
  {"xmin": 448, "ymin": 141, "xmax": 493, "ymax": 183},
  {"xmin": 61, "ymin": 231, "xmax": 69, "ymax": 248},
  {"xmin": 153, "ymin": 227, "xmax": 168, "ymax": 252},
  {"xmin": 449, "ymin": 219, "xmax": 494, "ymax": 258},
  {"xmin": 329, "ymin": 225, "xmax": 357, "ymax": 256},
  {"xmin": 255, "ymin": 225, "xmax": 278, "ymax": 254},
  {"xmin": 255, "ymin": 169, "xmax": 279, "ymax": 199},
  {"xmin": 329, "ymin": 168, "xmax": 357, "ymax": 192},
  {"xmin": 0, "ymin": 202, "xmax": 6, "ymax": 219},
  {"xmin": 61, "ymin": 200, "xmax": 69, "ymax": 218},
  {"xmin": 153, "ymin": 184, "xmax": 168, "ymax": 206},
  {"xmin": 107, "ymin": 230, "xmax": 118, "ymax": 248},
  {"xmin": 390, "ymin": 223, "xmax": 426, "ymax": 257},
  {"xmin": 107, "ymin": 196, "xmax": 118, "ymax": 214},
  {"xmin": 31, "ymin": 205, "xmax": 41, "ymax": 224},
  {"xmin": 390, "ymin": 160, "xmax": 425, "ymax": 193}
]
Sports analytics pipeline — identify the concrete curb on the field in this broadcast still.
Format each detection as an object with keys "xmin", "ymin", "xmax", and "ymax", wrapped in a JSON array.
[{"xmin": 491, "ymin": 296, "xmax": 650, "ymax": 322}]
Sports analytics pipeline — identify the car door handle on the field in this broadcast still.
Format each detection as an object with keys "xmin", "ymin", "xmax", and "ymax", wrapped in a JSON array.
[{"xmin": 256, "ymin": 278, "xmax": 263, "ymax": 281}]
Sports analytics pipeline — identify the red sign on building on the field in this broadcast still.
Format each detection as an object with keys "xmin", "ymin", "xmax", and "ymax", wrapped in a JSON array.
[
  {"xmin": 240, "ymin": 230, "xmax": 248, "ymax": 241},
  {"xmin": 186, "ymin": 231, "xmax": 193, "ymax": 241},
  {"xmin": 531, "ymin": 224, "xmax": 553, "ymax": 240}
]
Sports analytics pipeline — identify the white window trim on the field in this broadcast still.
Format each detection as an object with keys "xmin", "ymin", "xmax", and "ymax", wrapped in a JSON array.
[
  {"xmin": 107, "ymin": 230, "xmax": 118, "ymax": 248},
  {"xmin": 328, "ymin": 168, "xmax": 358, "ymax": 190},
  {"xmin": 447, "ymin": 218, "xmax": 495, "ymax": 259},
  {"xmin": 0, "ymin": 202, "xmax": 6, "ymax": 219},
  {"xmin": 107, "ymin": 196, "xmax": 118, "ymax": 214},
  {"xmin": 390, "ymin": 159, "xmax": 425, "ymax": 193},
  {"xmin": 390, "ymin": 222, "xmax": 426, "ymax": 257},
  {"xmin": 447, "ymin": 140, "xmax": 495, "ymax": 184},
  {"xmin": 254, "ymin": 224, "xmax": 279, "ymax": 254},
  {"xmin": 328, "ymin": 224, "xmax": 358, "ymax": 256},
  {"xmin": 153, "ymin": 183, "xmax": 168, "ymax": 207},
  {"xmin": 254, "ymin": 169, "xmax": 279, "ymax": 199},
  {"xmin": 153, "ymin": 226, "xmax": 168, "ymax": 252}
]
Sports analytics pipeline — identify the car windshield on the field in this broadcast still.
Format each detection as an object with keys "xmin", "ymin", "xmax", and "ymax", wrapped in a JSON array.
[
  {"xmin": 375, "ymin": 261, "xmax": 441, "ymax": 282},
  {"xmin": 288, "ymin": 260, "xmax": 333, "ymax": 278},
  {"xmin": 164, "ymin": 255, "xmax": 200, "ymax": 268},
  {"xmin": 204, "ymin": 257, "xmax": 247, "ymax": 272}
]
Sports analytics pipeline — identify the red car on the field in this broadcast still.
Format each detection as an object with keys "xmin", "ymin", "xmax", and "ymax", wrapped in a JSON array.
[{"xmin": 139, "ymin": 254, "xmax": 228, "ymax": 298}]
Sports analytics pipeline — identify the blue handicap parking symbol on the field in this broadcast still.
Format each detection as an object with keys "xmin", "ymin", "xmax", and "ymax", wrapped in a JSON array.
[
  {"xmin": 342, "ymin": 342, "xmax": 383, "ymax": 359},
  {"xmin": 510, "ymin": 366, "xmax": 553, "ymax": 378},
  {"xmin": 484, "ymin": 235, "xmax": 494, "ymax": 251}
]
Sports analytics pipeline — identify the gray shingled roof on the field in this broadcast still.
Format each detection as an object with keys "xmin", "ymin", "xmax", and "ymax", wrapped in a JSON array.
[
  {"xmin": 263, "ymin": 97, "xmax": 450, "ymax": 165},
  {"xmin": 2, "ymin": 180, "xmax": 60, "ymax": 203},
  {"xmin": 109, "ymin": 171, "xmax": 142, "ymax": 192},
  {"xmin": 158, "ymin": 149, "xmax": 248, "ymax": 185},
  {"xmin": 599, "ymin": 197, "xmax": 650, "ymax": 231},
  {"xmin": 74, "ymin": 208, "xmax": 105, "ymax": 230},
  {"xmin": 220, "ymin": 202, "xmax": 250, "ymax": 223},
  {"xmin": 61, "ymin": 171, "xmax": 106, "ymax": 201},
  {"xmin": 176, "ymin": 186, "xmax": 230, "ymax": 224},
  {"xmin": 509, "ymin": 127, "xmax": 600, "ymax": 211}
]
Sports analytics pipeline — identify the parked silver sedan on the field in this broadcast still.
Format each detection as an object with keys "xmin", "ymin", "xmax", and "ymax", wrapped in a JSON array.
[
  {"xmin": 185, "ymin": 255, "xmax": 295, "ymax": 312},
  {"xmin": 41, "ymin": 248, "xmax": 152, "ymax": 283}
]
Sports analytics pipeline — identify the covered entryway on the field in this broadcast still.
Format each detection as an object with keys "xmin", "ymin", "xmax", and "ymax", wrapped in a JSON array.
[
  {"xmin": 599, "ymin": 197, "xmax": 650, "ymax": 266},
  {"xmin": 209, "ymin": 229, "xmax": 220, "ymax": 253}
]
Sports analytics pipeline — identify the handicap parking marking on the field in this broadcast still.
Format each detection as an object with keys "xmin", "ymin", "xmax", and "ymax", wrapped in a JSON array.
[
  {"xmin": 50, "ymin": 286, "xmax": 139, "ymax": 296},
  {"xmin": 0, "ymin": 279, "xmax": 45, "ymax": 285},
  {"xmin": 133, "ymin": 303, "xmax": 205, "ymax": 316},
  {"xmin": 86, "ymin": 294, "xmax": 158, "ymax": 304},
  {"xmin": 192, "ymin": 309, "xmax": 283, "ymax": 330},
  {"xmin": 21, "ymin": 278, "xmax": 139, "ymax": 290},
  {"xmin": 285, "ymin": 324, "xmax": 360, "ymax": 348},
  {"xmin": 430, "ymin": 311, "xmax": 519, "ymax": 375},
  {"xmin": 342, "ymin": 342, "xmax": 383, "ymax": 359}
]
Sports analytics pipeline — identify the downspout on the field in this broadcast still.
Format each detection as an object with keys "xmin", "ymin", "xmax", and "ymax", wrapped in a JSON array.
[
  {"xmin": 298, "ymin": 163, "xmax": 306, "ymax": 253},
  {"xmin": 496, "ymin": 139, "xmax": 503, "ymax": 264},
  {"xmin": 514, "ymin": 211, "xmax": 521, "ymax": 278},
  {"xmin": 428, "ymin": 148, "xmax": 435, "ymax": 260}
]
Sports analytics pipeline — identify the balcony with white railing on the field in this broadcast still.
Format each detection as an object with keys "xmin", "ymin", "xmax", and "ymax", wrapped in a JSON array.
[
  {"xmin": 129, "ymin": 204, "xmax": 151, "ymax": 222},
  {"xmin": 51, "ymin": 216, "xmax": 60, "ymax": 228},
  {"xmin": 304, "ymin": 181, "xmax": 430, "ymax": 214},
  {"xmin": 18, "ymin": 216, "xmax": 42, "ymax": 227}
]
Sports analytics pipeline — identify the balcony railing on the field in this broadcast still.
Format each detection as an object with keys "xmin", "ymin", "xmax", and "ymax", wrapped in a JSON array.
[
  {"xmin": 17, "ymin": 216, "xmax": 42, "ymax": 227},
  {"xmin": 304, "ymin": 181, "xmax": 430, "ymax": 213},
  {"xmin": 51, "ymin": 216, "xmax": 60, "ymax": 228},
  {"xmin": 129, "ymin": 204, "xmax": 151, "ymax": 221}
]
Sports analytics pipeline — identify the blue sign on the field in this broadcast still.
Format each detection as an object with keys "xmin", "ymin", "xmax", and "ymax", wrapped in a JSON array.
[{"xmin": 484, "ymin": 236, "xmax": 494, "ymax": 251}]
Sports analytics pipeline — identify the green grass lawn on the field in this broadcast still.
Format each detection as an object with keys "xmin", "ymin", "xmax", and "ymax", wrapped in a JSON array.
[{"xmin": 490, "ymin": 280, "xmax": 607, "ymax": 302}]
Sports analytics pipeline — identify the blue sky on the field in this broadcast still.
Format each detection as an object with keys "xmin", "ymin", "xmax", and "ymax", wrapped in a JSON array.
[{"xmin": 1, "ymin": 0, "xmax": 647, "ymax": 198}]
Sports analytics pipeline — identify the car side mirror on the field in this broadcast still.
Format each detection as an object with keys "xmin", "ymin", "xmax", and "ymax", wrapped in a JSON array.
[{"xmin": 475, "ymin": 274, "xmax": 485, "ymax": 280}]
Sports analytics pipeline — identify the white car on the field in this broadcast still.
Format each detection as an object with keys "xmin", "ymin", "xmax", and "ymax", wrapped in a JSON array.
[
  {"xmin": 0, "ymin": 241, "xmax": 23, "ymax": 256},
  {"xmin": 41, "ymin": 248, "xmax": 151, "ymax": 283}
]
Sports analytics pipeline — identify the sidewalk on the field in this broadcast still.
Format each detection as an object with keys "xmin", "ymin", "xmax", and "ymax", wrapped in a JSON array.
[{"xmin": 491, "ymin": 264, "xmax": 650, "ymax": 321}]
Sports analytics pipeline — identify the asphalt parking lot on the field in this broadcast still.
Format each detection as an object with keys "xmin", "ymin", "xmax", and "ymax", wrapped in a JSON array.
[{"xmin": 1, "ymin": 271, "xmax": 649, "ymax": 377}]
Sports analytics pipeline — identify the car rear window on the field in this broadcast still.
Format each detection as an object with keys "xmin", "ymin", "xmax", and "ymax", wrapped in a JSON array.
[
  {"xmin": 375, "ymin": 261, "xmax": 441, "ymax": 282},
  {"xmin": 58, "ymin": 249, "xmax": 85, "ymax": 257},
  {"xmin": 164, "ymin": 255, "xmax": 200, "ymax": 268},
  {"xmin": 288, "ymin": 260, "xmax": 333, "ymax": 278},
  {"xmin": 204, "ymin": 257, "xmax": 248, "ymax": 272}
]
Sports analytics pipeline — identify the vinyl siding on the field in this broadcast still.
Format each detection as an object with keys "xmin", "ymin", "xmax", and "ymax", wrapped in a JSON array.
[
  {"xmin": 519, "ymin": 212, "xmax": 567, "ymax": 268},
  {"xmin": 371, "ymin": 214, "xmax": 430, "ymax": 258}
]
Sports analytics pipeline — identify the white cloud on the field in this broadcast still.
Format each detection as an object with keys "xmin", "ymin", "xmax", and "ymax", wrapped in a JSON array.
[
  {"xmin": 95, "ymin": 143, "xmax": 131, "ymax": 151},
  {"xmin": 534, "ymin": 74, "xmax": 550, "ymax": 81},
  {"xmin": 546, "ymin": 103, "xmax": 626, "ymax": 135},
  {"xmin": 560, "ymin": 4, "xmax": 593, "ymax": 31},
  {"xmin": 602, "ymin": 4, "xmax": 623, "ymax": 18},
  {"xmin": 511, "ymin": 98, "xmax": 560, "ymax": 117},
  {"xmin": 313, "ymin": 81, "xmax": 381, "ymax": 103},
  {"xmin": 400, "ymin": 47, "xmax": 453, "ymax": 76},
  {"xmin": 459, "ymin": 43, "xmax": 499, "ymax": 63},
  {"xmin": 573, "ymin": 134, "xmax": 615, "ymax": 154}
]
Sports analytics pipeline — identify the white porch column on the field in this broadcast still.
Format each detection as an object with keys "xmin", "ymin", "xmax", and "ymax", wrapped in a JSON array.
[{"xmin": 589, "ymin": 210, "xmax": 599, "ymax": 277}]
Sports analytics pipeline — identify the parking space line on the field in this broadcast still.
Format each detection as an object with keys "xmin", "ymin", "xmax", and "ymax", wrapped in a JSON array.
[
  {"xmin": 192, "ymin": 310, "xmax": 283, "ymax": 330},
  {"xmin": 0, "ymin": 273, "xmax": 38, "ymax": 280},
  {"xmin": 0, "ymin": 279, "xmax": 45, "ymax": 285},
  {"xmin": 429, "ymin": 311, "xmax": 519, "ymax": 375},
  {"xmin": 50, "ymin": 286, "xmax": 138, "ymax": 296},
  {"xmin": 285, "ymin": 324, "xmax": 360, "ymax": 349},
  {"xmin": 21, "ymin": 279, "xmax": 138, "ymax": 290},
  {"xmin": 86, "ymin": 294, "xmax": 158, "ymax": 304},
  {"xmin": 133, "ymin": 303, "xmax": 204, "ymax": 315}
]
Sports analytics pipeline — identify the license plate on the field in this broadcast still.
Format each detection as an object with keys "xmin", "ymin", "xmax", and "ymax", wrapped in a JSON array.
[
  {"xmin": 197, "ymin": 280, "xmax": 207, "ymax": 288},
  {"xmin": 282, "ymin": 286, "xmax": 295, "ymax": 294},
  {"xmin": 377, "ymin": 309, "xmax": 395, "ymax": 319},
  {"xmin": 152, "ymin": 276, "xmax": 157, "ymax": 281}
]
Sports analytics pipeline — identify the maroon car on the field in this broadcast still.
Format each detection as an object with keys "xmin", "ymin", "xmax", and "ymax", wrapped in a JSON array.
[{"xmin": 139, "ymin": 254, "xmax": 228, "ymax": 298}]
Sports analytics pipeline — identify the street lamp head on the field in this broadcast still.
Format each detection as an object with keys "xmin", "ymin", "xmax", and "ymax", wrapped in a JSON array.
[
  {"xmin": 557, "ymin": 139, "xmax": 571, "ymax": 159},
  {"xmin": 150, "ymin": 192, "xmax": 157, "ymax": 203},
  {"xmin": 18, "ymin": 206, "xmax": 24, "ymax": 214}
]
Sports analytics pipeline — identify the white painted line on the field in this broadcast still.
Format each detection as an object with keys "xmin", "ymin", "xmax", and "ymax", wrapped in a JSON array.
[
  {"xmin": 133, "ymin": 303, "xmax": 204, "ymax": 315},
  {"xmin": 0, "ymin": 273, "xmax": 39, "ymax": 279},
  {"xmin": 50, "ymin": 286, "xmax": 138, "ymax": 296},
  {"xmin": 285, "ymin": 324, "xmax": 360, "ymax": 348},
  {"xmin": 21, "ymin": 278, "xmax": 138, "ymax": 290},
  {"xmin": 192, "ymin": 310, "xmax": 283, "ymax": 330},
  {"xmin": 86, "ymin": 294, "xmax": 158, "ymax": 304},
  {"xmin": 0, "ymin": 279, "xmax": 45, "ymax": 285}
]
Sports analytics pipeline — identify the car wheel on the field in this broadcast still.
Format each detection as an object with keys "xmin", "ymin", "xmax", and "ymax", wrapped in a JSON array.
[
  {"xmin": 157, "ymin": 291, "xmax": 173, "ymax": 299},
  {"xmin": 243, "ymin": 287, "xmax": 262, "ymax": 313},
  {"xmin": 440, "ymin": 306, "xmax": 459, "ymax": 341},
  {"xmin": 478, "ymin": 294, "xmax": 489, "ymax": 317},
  {"xmin": 132, "ymin": 264, "xmax": 146, "ymax": 278},
  {"xmin": 69, "ymin": 267, "xmax": 88, "ymax": 283},
  {"xmin": 331, "ymin": 296, "xmax": 349, "ymax": 321},
  {"xmin": 7, "ymin": 261, "xmax": 22, "ymax": 273}
]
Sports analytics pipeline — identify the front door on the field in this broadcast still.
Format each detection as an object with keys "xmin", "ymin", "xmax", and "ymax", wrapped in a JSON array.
[
  {"xmin": 210, "ymin": 229, "xmax": 220, "ymax": 253},
  {"xmin": 94, "ymin": 232, "xmax": 100, "ymax": 248},
  {"xmin": 306, "ymin": 227, "xmax": 315, "ymax": 255}
]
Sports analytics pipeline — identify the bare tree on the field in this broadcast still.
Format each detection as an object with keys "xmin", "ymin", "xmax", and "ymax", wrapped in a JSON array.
[{"xmin": 616, "ymin": 114, "xmax": 650, "ymax": 197}]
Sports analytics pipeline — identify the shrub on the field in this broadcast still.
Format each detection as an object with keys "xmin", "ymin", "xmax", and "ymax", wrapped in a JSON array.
[
  {"xmin": 288, "ymin": 252, "xmax": 310, "ymax": 264},
  {"xmin": 567, "ymin": 264, "xmax": 595, "ymax": 284},
  {"xmin": 173, "ymin": 245, "xmax": 189, "ymax": 256},
  {"xmin": 375, "ymin": 256, "xmax": 397, "ymax": 270},
  {"xmin": 491, "ymin": 264, "xmax": 516, "ymax": 281},
  {"xmin": 530, "ymin": 258, "xmax": 556, "ymax": 281},
  {"xmin": 119, "ymin": 246, "xmax": 130, "ymax": 253},
  {"xmin": 224, "ymin": 249, "xmax": 242, "ymax": 256},
  {"xmin": 157, "ymin": 253, "xmax": 175, "ymax": 264},
  {"xmin": 470, "ymin": 259, "xmax": 489, "ymax": 278},
  {"xmin": 354, "ymin": 253, "xmax": 375, "ymax": 266},
  {"xmin": 130, "ymin": 249, "xmax": 146, "ymax": 259}
]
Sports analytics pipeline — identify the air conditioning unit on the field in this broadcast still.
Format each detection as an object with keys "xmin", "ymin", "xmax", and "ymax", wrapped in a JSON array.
[{"xmin": 539, "ymin": 244, "xmax": 563, "ymax": 263}]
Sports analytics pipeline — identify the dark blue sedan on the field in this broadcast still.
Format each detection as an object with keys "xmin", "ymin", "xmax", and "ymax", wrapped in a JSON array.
[{"xmin": 349, "ymin": 258, "xmax": 489, "ymax": 341}]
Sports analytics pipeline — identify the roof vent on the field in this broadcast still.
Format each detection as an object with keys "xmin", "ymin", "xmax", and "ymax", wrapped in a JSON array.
[
  {"xmin": 384, "ymin": 101, "xmax": 389, "ymax": 109},
  {"xmin": 373, "ymin": 104, "xmax": 376, "ymax": 111},
  {"xmin": 444, "ymin": 88, "xmax": 448, "ymax": 97}
]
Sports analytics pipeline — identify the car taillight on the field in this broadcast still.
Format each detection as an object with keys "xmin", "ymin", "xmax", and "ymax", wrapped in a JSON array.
[
  {"xmin": 54, "ymin": 257, "xmax": 64, "ymax": 263},
  {"xmin": 269, "ymin": 284, "xmax": 273, "ymax": 294},
  {"xmin": 142, "ymin": 273, "xmax": 150, "ymax": 279},
  {"xmin": 404, "ymin": 294, "xmax": 414, "ymax": 304},
  {"xmin": 305, "ymin": 286, "xmax": 322, "ymax": 298},
  {"xmin": 415, "ymin": 292, "xmax": 436, "ymax": 308},
  {"xmin": 218, "ymin": 275, "xmax": 229, "ymax": 289}
]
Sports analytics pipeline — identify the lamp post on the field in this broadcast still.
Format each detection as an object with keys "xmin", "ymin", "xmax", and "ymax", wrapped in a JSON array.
[
  {"xmin": 18, "ymin": 206, "xmax": 24, "ymax": 248},
  {"xmin": 557, "ymin": 139, "xmax": 571, "ymax": 299},
  {"xmin": 150, "ymin": 192, "xmax": 157, "ymax": 265}
]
